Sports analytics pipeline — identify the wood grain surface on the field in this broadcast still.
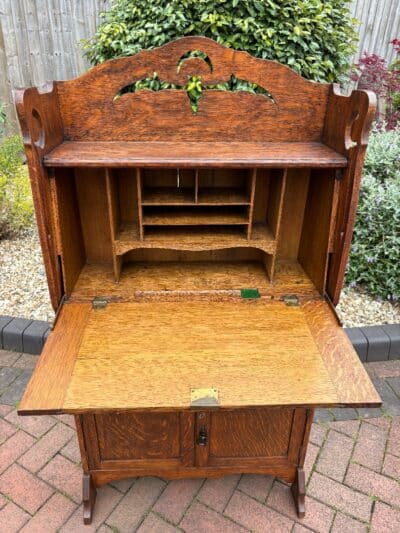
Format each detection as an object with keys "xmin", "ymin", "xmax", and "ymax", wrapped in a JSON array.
[
  {"xmin": 18, "ymin": 304, "xmax": 91, "ymax": 415},
  {"xmin": 303, "ymin": 300, "xmax": 381, "ymax": 406},
  {"xmin": 43, "ymin": 141, "xmax": 347, "ymax": 168},
  {"xmin": 114, "ymin": 223, "xmax": 276, "ymax": 255},
  {"xmin": 323, "ymin": 86, "xmax": 377, "ymax": 303},
  {"xmin": 55, "ymin": 36, "xmax": 330, "ymax": 143},
  {"xmin": 15, "ymin": 37, "xmax": 378, "ymax": 521},
  {"xmin": 26, "ymin": 299, "xmax": 377, "ymax": 413},
  {"xmin": 69, "ymin": 259, "xmax": 317, "ymax": 298},
  {"xmin": 209, "ymin": 409, "xmax": 293, "ymax": 458},
  {"xmin": 19, "ymin": 299, "xmax": 378, "ymax": 414},
  {"xmin": 14, "ymin": 85, "xmax": 64, "ymax": 310}
]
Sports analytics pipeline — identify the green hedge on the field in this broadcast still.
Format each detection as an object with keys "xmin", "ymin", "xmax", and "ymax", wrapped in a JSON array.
[
  {"xmin": 347, "ymin": 127, "xmax": 400, "ymax": 300},
  {"xmin": 0, "ymin": 136, "xmax": 33, "ymax": 237},
  {"xmin": 82, "ymin": 0, "xmax": 358, "ymax": 82}
]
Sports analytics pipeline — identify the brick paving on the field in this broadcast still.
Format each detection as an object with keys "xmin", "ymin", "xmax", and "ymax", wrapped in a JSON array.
[{"xmin": 0, "ymin": 350, "xmax": 399, "ymax": 532}]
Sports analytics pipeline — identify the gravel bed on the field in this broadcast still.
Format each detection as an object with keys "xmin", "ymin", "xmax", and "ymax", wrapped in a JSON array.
[
  {"xmin": 336, "ymin": 289, "xmax": 400, "ymax": 328},
  {"xmin": 0, "ymin": 229, "xmax": 54, "ymax": 322},
  {"xmin": 0, "ymin": 230, "xmax": 399, "ymax": 328}
]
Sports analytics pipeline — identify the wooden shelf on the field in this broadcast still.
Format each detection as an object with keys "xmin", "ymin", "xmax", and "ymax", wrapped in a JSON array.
[
  {"xmin": 70, "ymin": 260, "xmax": 319, "ymax": 299},
  {"xmin": 142, "ymin": 188, "xmax": 194, "ymax": 205},
  {"xmin": 142, "ymin": 187, "xmax": 250, "ymax": 205},
  {"xmin": 142, "ymin": 210, "xmax": 249, "ymax": 226},
  {"xmin": 44, "ymin": 141, "xmax": 348, "ymax": 168},
  {"xmin": 198, "ymin": 188, "xmax": 250, "ymax": 205},
  {"xmin": 114, "ymin": 223, "xmax": 275, "ymax": 255}
]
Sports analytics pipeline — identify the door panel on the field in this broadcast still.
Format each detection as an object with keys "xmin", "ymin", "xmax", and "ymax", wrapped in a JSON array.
[
  {"xmin": 96, "ymin": 412, "xmax": 180, "ymax": 460},
  {"xmin": 83, "ymin": 411, "xmax": 194, "ymax": 470},
  {"xmin": 209, "ymin": 409, "xmax": 293, "ymax": 458},
  {"xmin": 195, "ymin": 408, "xmax": 307, "ymax": 468}
]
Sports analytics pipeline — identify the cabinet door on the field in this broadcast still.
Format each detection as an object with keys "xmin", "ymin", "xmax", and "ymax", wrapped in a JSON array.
[
  {"xmin": 82, "ymin": 411, "xmax": 194, "ymax": 470},
  {"xmin": 195, "ymin": 408, "xmax": 306, "ymax": 468}
]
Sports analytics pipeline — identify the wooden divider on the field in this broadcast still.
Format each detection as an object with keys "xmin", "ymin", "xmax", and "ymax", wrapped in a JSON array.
[{"xmin": 104, "ymin": 166, "xmax": 289, "ymax": 283}]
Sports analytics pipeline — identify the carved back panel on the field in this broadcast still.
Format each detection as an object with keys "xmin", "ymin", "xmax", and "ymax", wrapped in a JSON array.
[{"xmin": 56, "ymin": 36, "xmax": 330, "ymax": 142}]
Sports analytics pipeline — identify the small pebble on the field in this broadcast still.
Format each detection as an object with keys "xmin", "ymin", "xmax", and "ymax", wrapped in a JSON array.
[{"xmin": 0, "ymin": 230, "xmax": 399, "ymax": 327}]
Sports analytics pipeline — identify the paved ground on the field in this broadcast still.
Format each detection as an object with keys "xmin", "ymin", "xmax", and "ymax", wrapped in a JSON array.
[{"xmin": 0, "ymin": 350, "xmax": 399, "ymax": 532}]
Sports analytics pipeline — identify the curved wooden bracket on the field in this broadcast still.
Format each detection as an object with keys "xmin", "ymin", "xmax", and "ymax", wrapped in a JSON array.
[
  {"xmin": 13, "ymin": 83, "xmax": 64, "ymax": 311},
  {"xmin": 323, "ymin": 84, "xmax": 377, "ymax": 155}
]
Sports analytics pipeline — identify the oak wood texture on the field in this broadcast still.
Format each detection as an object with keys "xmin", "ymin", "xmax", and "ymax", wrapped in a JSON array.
[
  {"xmin": 303, "ymin": 300, "xmax": 381, "ymax": 405},
  {"xmin": 323, "ymin": 85, "xmax": 377, "ymax": 303},
  {"xmin": 142, "ymin": 188, "xmax": 250, "ymax": 205},
  {"xmin": 298, "ymin": 169, "xmax": 337, "ymax": 293},
  {"xmin": 19, "ymin": 300, "xmax": 379, "ymax": 415},
  {"xmin": 50, "ymin": 168, "xmax": 85, "ymax": 295},
  {"xmin": 291, "ymin": 467, "xmax": 306, "ymax": 518},
  {"xmin": 15, "ymin": 37, "xmax": 378, "ymax": 522},
  {"xmin": 83, "ymin": 412, "xmax": 195, "ymax": 470},
  {"xmin": 55, "ymin": 36, "xmax": 330, "ymax": 143},
  {"xmin": 82, "ymin": 473, "xmax": 96, "ymax": 525},
  {"xmin": 18, "ymin": 303, "xmax": 91, "ymax": 415},
  {"xmin": 114, "ymin": 223, "xmax": 275, "ymax": 255},
  {"xmin": 68, "ymin": 259, "xmax": 319, "ymax": 300},
  {"xmin": 208, "ymin": 409, "xmax": 293, "ymax": 459},
  {"xmin": 276, "ymin": 169, "xmax": 310, "ymax": 259},
  {"xmin": 16, "ymin": 36, "xmax": 375, "ymax": 306},
  {"xmin": 81, "ymin": 408, "xmax": 303, "ymax": 470},
  {"xmin": 14, "ymin": 86, "xmax": 64, "ymax": 310},
  {"xmin": 63, "ymin": 301, "xmax": 339, "ymax": 411},
  {"xmin": 43, "ymin": 141, "xmax": 347, "ymax": 168},
  {"xmin": 142, "ymin": 208, "xmax": 249, "ymax": 226},
  {"xmin": 74, "ymin": 168, "xmax": 113, "ymax": 263}
]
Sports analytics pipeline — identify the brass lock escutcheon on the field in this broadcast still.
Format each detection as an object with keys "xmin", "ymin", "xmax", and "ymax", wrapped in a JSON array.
[{"xmin": 197, "ymin": 425, "xmax": 208, "ymax": 446}]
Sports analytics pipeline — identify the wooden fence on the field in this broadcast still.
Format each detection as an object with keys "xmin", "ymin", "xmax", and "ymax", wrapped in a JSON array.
[{"xmin": 1, "ymin": 0, "xmax": 399, "ymax": 131}]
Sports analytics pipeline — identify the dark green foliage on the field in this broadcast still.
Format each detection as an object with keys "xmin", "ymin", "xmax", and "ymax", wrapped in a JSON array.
[
  {"xmin": 347, "ymin": 127, "xmax": 400, "ymax": 300},
  {"xmin": 116, "ymin": 71, "xmax": 272, "ymax": 113},
  {"xmin": 82, "ymin": 0, "xmax": 358, "ymax": 82}
]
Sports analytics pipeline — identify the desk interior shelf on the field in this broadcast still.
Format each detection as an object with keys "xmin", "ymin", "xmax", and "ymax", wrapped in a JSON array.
[
  {"xmin": 104, "ymin": 166, "xmax": 285, "ymax": 281},
  {"xmin": 43, "ymin": 141, "xmax": 348, "ymax": 168}
]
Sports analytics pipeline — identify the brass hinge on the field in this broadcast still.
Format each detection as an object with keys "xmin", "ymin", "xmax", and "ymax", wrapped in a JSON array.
[
  {"xmin": 335, "ymin": 169, "xmax": 344, "ymax": 181},
  {"xmin": 92, "ymin": 296, "xmax": 109, "ymax": 309},
  {"xmin": 51, "ymin": 294, "xmax": 66, "ymax": 329},
  {"xmin": 282, "ymin": 294, "xmax": 299, "ymax": 307}
]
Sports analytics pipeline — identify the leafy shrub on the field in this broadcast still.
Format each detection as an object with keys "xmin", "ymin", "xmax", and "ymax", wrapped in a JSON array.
[
  {"xmin": 347, "ymin": 127, "xmax": 400, "ymax": 300},
  {"xmin": 0, "ymin": 135, "xmax": 34, "ymax": 237},
  {"xmin": 363, "ymin": 125, "xmax": 400, "ymax": 182},
  {"xmin": 82, "ymin": 0, "xmax": 358, "ymax": 83},
  {"xmin": 352, "ymin": 39, "xmax": 400, "ymax": 129}
]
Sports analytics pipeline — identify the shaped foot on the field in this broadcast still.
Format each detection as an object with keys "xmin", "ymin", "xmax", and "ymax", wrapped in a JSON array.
[
  {"xmin": 83, "ymin": 473, "xmax": 97, "ymax": 524},
  {"xmin": 291, "ymin": 467, "xmax": 306, "ymax": 518}
]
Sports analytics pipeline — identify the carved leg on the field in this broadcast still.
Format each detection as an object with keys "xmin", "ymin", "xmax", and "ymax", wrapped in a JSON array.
[
  {"xmin": 291, "ymin": 467, "xmax": 306, "ymax": 518},
  {"xmin": 83, "ymin": 473, "xmax": 97, "ymax": 525}
]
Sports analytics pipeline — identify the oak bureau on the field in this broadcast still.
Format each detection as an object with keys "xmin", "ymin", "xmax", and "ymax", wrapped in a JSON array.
[{"xmin": 15, "ymin": 37, "xmax": 380, "ymax": 524}]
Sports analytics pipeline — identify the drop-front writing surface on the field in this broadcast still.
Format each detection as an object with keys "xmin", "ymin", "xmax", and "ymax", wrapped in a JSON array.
[{"xmin": 19, "ymin": 300, "xmax": 379, "ymax": 415}]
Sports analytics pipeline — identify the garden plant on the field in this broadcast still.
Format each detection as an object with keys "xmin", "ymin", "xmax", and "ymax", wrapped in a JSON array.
[
  {"xmin": 82, "ymin": 0, "xmax": 358, "ymax": 82},
  {"xmin": 0, "ymin": 132, "xmax": 33, "ymax": 237}
]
